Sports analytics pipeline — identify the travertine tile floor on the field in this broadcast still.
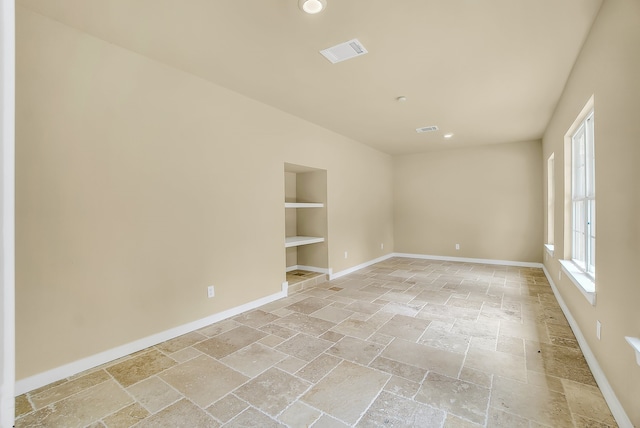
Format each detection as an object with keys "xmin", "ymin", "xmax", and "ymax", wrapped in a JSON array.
[
  {"xmin": 15, "ymin": 258, "xmax": 618, "ymax": 427},
  {"xmin": 286, "ymin": 270, "xmax": 324, "ymax": 285},
  {"xmin": 286, "ymin": 270, "xmax": 328, "ymax": 294}
]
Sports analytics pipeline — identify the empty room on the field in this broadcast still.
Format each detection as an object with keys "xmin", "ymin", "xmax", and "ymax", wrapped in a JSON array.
[{"xmin": 1, "ymin": 0, "xmax": 639, "ymax": 427}]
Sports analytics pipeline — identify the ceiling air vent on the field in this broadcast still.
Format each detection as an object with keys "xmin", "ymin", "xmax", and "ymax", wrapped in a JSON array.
[
  {"xmin": 320, "ymin": 39, "xmax": 368, "ymax": 64},
  {"xmin": 416, "ymin": 126, "xmax": 439, "ymax": 133}
]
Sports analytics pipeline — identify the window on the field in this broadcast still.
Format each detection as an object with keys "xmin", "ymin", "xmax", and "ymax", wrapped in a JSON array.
[
  {"xmin": 561, "ymin": 97, "xmax": 595, "ymax": 304},
  {"xmin": 546, "ymin": 153, "xmax": 555, "ymax": 251},
  {"xmin": 570, "ymin": 109, "xmax": 595, "ymax": 275}
]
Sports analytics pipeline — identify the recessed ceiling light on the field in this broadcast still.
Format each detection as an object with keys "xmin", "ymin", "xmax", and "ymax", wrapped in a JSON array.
[
  {"xmin": 397, "ymin": 96, "xmax": 407, "ymax": 102},
  {"xmin": 299, "ymin": 0, "xmax": 326, "ymax": 14},
  {"xmin": 444, "ymin": 133, "xmax": 454, "ymax": 139}
]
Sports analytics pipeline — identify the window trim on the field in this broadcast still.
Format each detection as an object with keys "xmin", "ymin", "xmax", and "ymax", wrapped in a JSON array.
[
  {"xmin": 570, "ymin": 111, "xmax": 595, "ymax": 276},
  {"xmin": 562, "ymin": 95, "xmax": 596, "ymax": 305},
  {"xmin": 559, "ymin": 259, "xmax": 596, "ymax": 305},
  {"xmin": 544, "ymin": 244, "xmax": 554, "ymax": 258},
  {"xmin": 546, "ymin": 153, "xmax": 555, "ymax": 247}
]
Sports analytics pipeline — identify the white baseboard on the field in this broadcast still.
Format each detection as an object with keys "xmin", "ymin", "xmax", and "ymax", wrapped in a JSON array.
[
  {"xmin": 328, "ymin": 252, "xmax": 542, "ymax": 281},
  {"xmin": 285, "ymin": 265, "xmax": 331, "ymax": 275},
  {"xmin": 15, "ymin": 285, "xmax": 288, "ymax": 396},
  {"xmin": 329, "ymin": 254, "xmax": 394, "ymax": 280},
  {"xmin": 393, "ymin": 252, "xmax": 543, "ymax": 268},
  {"xmin": 542, "ymin": 266, "xmax": 633, "ymax": 428}
]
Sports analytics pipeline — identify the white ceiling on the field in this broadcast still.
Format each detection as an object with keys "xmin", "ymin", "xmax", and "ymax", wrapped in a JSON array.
[{"xmin": 19, "ymin": 0, "xmax": 603, "ymax": 155}]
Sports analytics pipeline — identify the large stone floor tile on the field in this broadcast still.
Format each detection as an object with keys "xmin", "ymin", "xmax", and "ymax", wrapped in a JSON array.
[
  {"xmin": 106, "ymin": 349, "xmax": 176, "ymax": 388},
  {"xmin": 155, "ymin": 331, "xmax": 207, "ymax": 354},
  {"xmin": 134, "ymin": 399, "xmax": 219, "ymax": 428},
  {"xmin": 376, "ymin": 314, "xmax": 431, "ymax": 342},
  {"xmin": 270, "ymin": 312, "xmax": 336, "ymax": 336},
  {"xmin": 275, "ymin": 333, "xmax": 333, "ymax": 361},
  {"xmin": 226, "ymin": 407, "xmax": 286, "ymax": 427},
  {"xmin": 463, "ymin": 347, "xmax": 527, "ymax": 382},
  {"xmin": 382, "ymin": 338, "xmax": 464, "ymax": 377},
  {"xmin": 159, "ymin": 354, "xmax": 247, "ymax": 408},
  {"xmin": 233, "ymin": 367, "xmax": 310, "ymax": 417},
  {"xmin": 220, "ymin": 342, "xmax": 287, "ymax": 377},
  {"xmin": 126, "ymin": 376, "xmax": 182, "ymax": 413},
  {"xmin": 16, "ymin": 380, "xmax": 132, "ymax": 428},
  {"xmin": 326, "ymin": 336, "xmax": 384, "ymax": 365},
  {"xmin": 30, "ymin": 370, "xmax": 110, "ymax": 409},
  {"xmin": 490, "ymin": 375, "xmax": 574, "ymax": 427},
  {"xmin": 296, "ymin": 353, "xmax": 342, "ymax": 383},
  {"xmin": 563, "ymin": 379, "xmax": 617, "ymax": 426},
  {"xmin": 416, "ymin": 372, "xmax": 490, "ymax": 425},
  {"xmin": 205, "ymin": 394, "xmax": 248, "ymax": 423},
  {"xmin": 357, "ymin": 391, "xmax": 445, "ymax": 427},
  {"xmin": 302, "ymin": 361, "xmax": 390, "ymax": 424},
  {"xmin": 193, "ymin": 325, "xmax": 267, "ymax": 359}
]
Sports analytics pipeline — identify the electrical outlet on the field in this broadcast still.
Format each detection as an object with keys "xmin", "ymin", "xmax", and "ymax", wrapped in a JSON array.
[
  {"xmin": 381, "ymin": 243, "xmax": 384, "ymax": 250},
  {"xmin": 344, "ymin": 251, "xmax": 348, "ymax": 259},
  {"xmin": 597, "ymin": 320, "xmax": 602, "ymax": 340},
  {"xmin": 455, "ymin": 243, "xmax": 460, "ymax": 250},
  {"xmin": 207, "ymin": 285, "xmax": 215, "ymax": 298}
]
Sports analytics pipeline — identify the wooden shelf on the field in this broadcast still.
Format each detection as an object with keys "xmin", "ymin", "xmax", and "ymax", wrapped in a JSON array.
[
  {"xmin": 285, "ymin": 236, "xmax": 325, "ymax": 248},
  {"xmin": 285, "ymin": 202, "xmax": 324, "ymax": 208}
]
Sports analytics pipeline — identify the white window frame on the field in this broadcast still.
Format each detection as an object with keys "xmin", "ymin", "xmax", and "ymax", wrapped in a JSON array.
[
  {"xmin": 570, "ymin": 110, "xmax": 595, "ymax": 276},
  {"xmin": 545, "ymin": 153, "xmax": 555, "ymax": 258},
  {"xmin": 561, "ymin": 96, "xmax": 596, "ymax": 306}
]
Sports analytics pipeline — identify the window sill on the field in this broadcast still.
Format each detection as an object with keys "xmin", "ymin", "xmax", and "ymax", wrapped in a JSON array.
[
  {"xmin": 559, "ymin": 259, "xmax": 596, "ymax": 306},
  {"xmin": 625, "ymin": 337, "xmax": 640, "ymax": 366},
  {"xmin": 544, "ymin": 244, "xmax": 554, "ymax": 258}
]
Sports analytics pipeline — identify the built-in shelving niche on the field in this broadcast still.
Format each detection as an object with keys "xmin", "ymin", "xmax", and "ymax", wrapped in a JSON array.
[{"xmin": 284, "ymin": 163, "xmax": 328, "ymax": 275}]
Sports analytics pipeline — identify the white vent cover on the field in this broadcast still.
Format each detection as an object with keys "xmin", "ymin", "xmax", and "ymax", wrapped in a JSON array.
[
  {"xmin": 416, "ymin": 126, "xmax": 439, "ymax": 133},
  {"xmin": 320, "ymin": 39, "xmax": 368, "ymax": 64}
]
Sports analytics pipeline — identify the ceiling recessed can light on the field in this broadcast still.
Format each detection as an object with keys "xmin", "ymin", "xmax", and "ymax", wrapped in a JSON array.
[
  {"xmin": 444, "ymin": 133, "xmax": 454, "ymax": 139},
  {"xmin": 397, "ymin": 96, "xmax": 407, "ymax": 102},
  {"xmin": 299, "ymin": 0, "xmax": 326, "ymax": 14}
]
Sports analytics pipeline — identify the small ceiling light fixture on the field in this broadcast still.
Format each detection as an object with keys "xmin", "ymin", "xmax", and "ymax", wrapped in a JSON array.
[
  {"xmin": 299, "ymin": 0, "xmax": 326, "ymax": 14},
  {"xmin": 444, "ymin": 133, "xmax": 454, "ymax": 139},
  {"xmin": 396, "ymin": 96, "xmax": 407, "ymax": 102}
]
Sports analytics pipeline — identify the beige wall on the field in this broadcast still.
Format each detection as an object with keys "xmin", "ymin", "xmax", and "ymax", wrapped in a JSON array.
[
  {"xmin": 15, "ymin": 7, "xmax": 393, "ymax": 379},
  {"xmin": 542, "ymin": 0, "xmax": 640, "ymax": 424},
  {"xmin": 393, "ymin": 141, "xmax": 543, "ymax": 263}
]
